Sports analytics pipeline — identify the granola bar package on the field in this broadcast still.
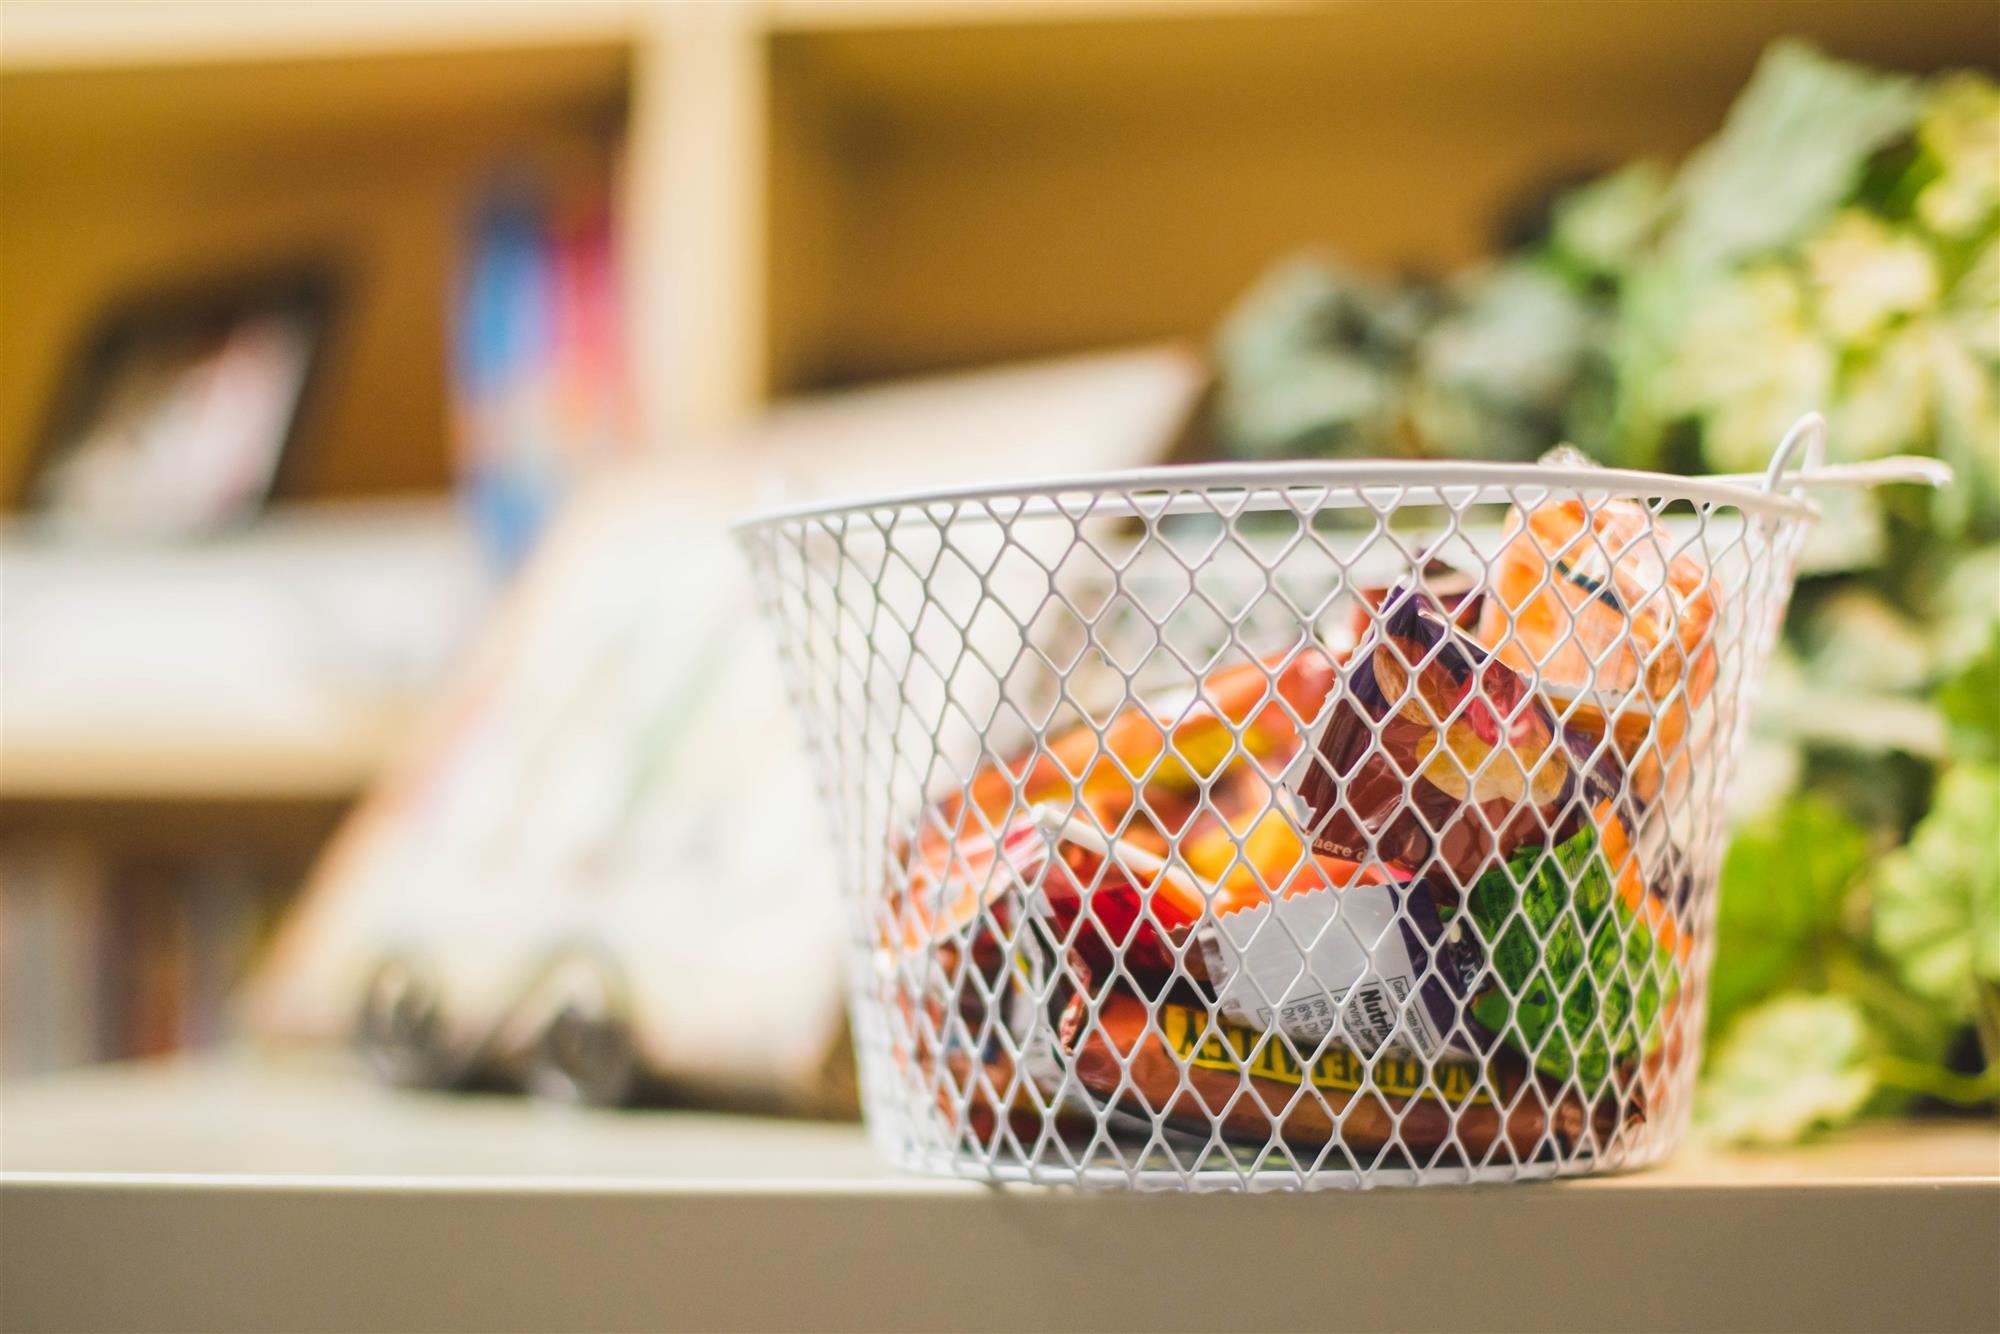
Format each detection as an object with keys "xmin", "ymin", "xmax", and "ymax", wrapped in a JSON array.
[
  {"xmin": 1193, "ymin": 855, "xmax": 1483, "ymax": 1057},
  {"xmin": 1064, "ymin": 992, "xmax": 1595, "ymax": 1159}
]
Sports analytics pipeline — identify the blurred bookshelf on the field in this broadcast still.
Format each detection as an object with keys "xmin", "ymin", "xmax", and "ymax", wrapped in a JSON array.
[
  {"xmin": 6, "ymin": 0, "xmax": 1995, "ymax": 498},
  {"xmin": 1, "ymin": 0, "xmax": 1994, "ymax": 1078},
  {"xmin": 0, "ymin": 500, "xmax": 485, "ymax": 1077},
  {"xmin": 0, "ymin": 842, "xmax": 294, "ymax": 1077}
]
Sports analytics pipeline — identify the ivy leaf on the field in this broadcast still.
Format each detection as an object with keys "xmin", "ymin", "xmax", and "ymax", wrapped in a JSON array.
[
  {"xmin": 1801, "ymin": 590, "xmax": 1933, "ymax": 694},
  {"xmin": 1697, "ymin": 992, "xmax": 1877, "ymax": 1146},
  {"xmin": 1666, "ymin": 42, "xmax": 1922, "ymax": 269},
  {"xmin": 1213, "ymin": 257, "xmax": 1415, "ymax": 459},
  {"xmin": 1410, "ymin": 262, "xmax": 1598, "ymax": 462},
  {"xmin": 1936, "ymin": 623, "xmax": 2000, "ymax": 764},
  {"xmin": 1551, "ymin": 160, "xmax": 1672, "ymax": 279},
  {"xmin": 1709, "ymin": 797, "xmax": 1869, "ymax": 1039},
  {"xmin": 1774, "ymin": 486, "xmax": 1886, "ymax": 575},
  {"xmin": 1912, "ymin": 73, "xmax": 2000, "ymax": 239},
  {"xmin": 1934, "ymin": 543, "xmax": 2000, "ymax": 668},
  {"xmin": 1873, "ymin": 764, "xmax": 2000, "ymax": 1019},
  {"xmin": 1926, "ymin": 319, "xmax": 2000, "ymax": 538}
]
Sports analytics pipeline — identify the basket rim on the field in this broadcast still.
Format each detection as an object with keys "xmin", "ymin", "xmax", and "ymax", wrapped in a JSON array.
[{"xmin": 732, "ymin": 456, "xmax": 1825, "ymax": 533}]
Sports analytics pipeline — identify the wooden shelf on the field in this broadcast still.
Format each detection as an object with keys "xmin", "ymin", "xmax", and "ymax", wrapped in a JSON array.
[
  {"xmin": 0, "ymin": 23, "xmax": 631, "ymax": 505},
  {"xmin": 0, "ymin": 729, "xmax": 409, "ymax": 805},
  {"xmin": 0, "ymin": 1, "xmax": 644, "ymax": 70},
  {"xmin": 0, "ymin": 501, "xmax": 487, "ymax": 801},
  {"xmin": 3, "ymin": 1057, "xmax": 1996, "ymax": 1332},
  {"xmin": 764, "ymin": 0, "xmax": 2000, "ymax": 394},
  {"xmin": 765, "ymin": 0, "xmax": 1313, "ymax": 31},
  {"xmin": 0, "ymin": 0, "xmax": 1295, "ymax": 67}
]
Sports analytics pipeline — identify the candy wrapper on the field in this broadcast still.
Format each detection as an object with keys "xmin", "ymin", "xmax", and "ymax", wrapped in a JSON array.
[
  {"xmin": 1196, "ymin": 857, "xmax": 1481, "ymax": 1058},
  {"xmin": 1292, "ymin": 589, "xmax": 1684, "ymax": 1087},
  {"xmin": 1323, "ymin": 558, "xmax": 1483, "ymax": 658},
  {"xmin": 1474, "ymin": 455, "xmax": 1720, "ymax": 803},
  {"xmin": 892, "ymin": 649, "xmax": 1337, "ymax": 965},
  {"xmin": 1065, "ymin": 993, "xmax": 1603, "ymax": 1159},
  {"xmin": 1296, "ymin": 589, "xmax": 1609, "ymax": 884},
  {"xmin": 895, "ymin": 581, "xmax": 1680, "ymax": 1153},
  {"xmin": 890, "ymin": 893, "xmax": 1105, "ymax": 1152},
  {"xmin": 1458, "ymin": 817, "xmax": 1686, "ymax": 1091}
]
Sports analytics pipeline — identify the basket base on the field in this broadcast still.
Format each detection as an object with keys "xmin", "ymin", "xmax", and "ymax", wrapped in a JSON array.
[{"xmin": 893, "ymin": 1139, "xmax": 1676, "ymax": 1191}]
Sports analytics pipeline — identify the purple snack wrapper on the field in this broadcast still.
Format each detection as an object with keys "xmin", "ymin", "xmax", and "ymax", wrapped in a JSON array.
[{"xmin": 1295, "ymin": 589, "xmax": 1625, "ymax": 890}]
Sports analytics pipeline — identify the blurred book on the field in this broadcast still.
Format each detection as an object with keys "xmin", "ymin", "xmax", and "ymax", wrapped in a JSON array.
[
  {"xmin": 452, "ymin": 169, "xmax": 632, "ymax": 569},
  {"xmin": 249, "ymin": 480, "xmax": 852, "ymax": 1109},
  {"xmin": 0, "ymin": 846, "xmax": 293, "ymax": 1079},
  {"xmin": 0, "ymin": 843, "xmax": 102, "ymax": 1077},
  {"xmin": 248, "ymin": 345, "xmax": 1204, "ymax": 1112}
]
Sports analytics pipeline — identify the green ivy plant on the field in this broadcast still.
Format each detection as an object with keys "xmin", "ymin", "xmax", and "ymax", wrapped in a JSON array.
[{"xmin": 1215, "ymin": 42, "xmax": 2000, "ymax": 1144}]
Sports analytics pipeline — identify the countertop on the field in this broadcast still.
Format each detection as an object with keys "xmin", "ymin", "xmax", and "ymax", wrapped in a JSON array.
[{"xmin": 4, "ymin": 1056, "xmax": 1995, "ymax": 1332}]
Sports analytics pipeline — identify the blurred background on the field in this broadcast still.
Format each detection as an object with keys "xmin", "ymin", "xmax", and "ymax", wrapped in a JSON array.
[{"xmin": 1, "ymin": 0, "xmax": 1994, "ymax": 1148}]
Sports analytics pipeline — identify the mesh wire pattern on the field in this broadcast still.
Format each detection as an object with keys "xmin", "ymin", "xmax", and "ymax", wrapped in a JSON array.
[{"xmin": 740, "ymin": 454, "xmax": 1820, "ymax": 1190}]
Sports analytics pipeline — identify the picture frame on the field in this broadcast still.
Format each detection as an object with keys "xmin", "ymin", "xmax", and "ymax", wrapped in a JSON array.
[{"xmin": 24, "ymin": 263, "xmax": 340, "ymax": 537}]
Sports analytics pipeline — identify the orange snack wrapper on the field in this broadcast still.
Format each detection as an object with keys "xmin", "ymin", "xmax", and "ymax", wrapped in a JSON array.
[
  {"xmin": 1475, "ymin": 486, "xmax": 1718, "ymax": 800},
  {"xmin": 891, "ymin": 646, "xmax": 1339, "ymax": 954}
]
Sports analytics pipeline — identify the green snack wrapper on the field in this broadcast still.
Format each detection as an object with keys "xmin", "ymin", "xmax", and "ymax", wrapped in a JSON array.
[{"xmin": 1463, "ymin": 824, "xmax": 1677, "ymax": 1091}]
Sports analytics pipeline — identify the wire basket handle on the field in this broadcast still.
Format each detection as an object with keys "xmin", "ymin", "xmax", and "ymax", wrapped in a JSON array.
[
  {"xmin": 1758, "ymin": 412, "xmax": 1954, "ymax": 494},
  {"xmin": 1763, "ymin": 412, "xmax": 1827, "ymax": 491}
]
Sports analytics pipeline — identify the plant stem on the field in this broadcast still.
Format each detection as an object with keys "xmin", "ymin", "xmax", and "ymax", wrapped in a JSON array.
[
  {"xmin": 1973, "ymin": 982, "xmax": 2000, "ymax": 1074},
  {"xmin": 1827, "ymin": 947, "xmax": 1941, "ymax": 1049},
  {"xmin": 1872, "ymin": 1055, "xmax": 2000, "ymax": 1106}
]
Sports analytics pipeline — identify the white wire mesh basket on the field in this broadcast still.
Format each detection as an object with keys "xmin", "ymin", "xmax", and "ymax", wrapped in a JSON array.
[{"xmin": 737, "ymin": 415, "xmax": 1947, "ymax": 1190}]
